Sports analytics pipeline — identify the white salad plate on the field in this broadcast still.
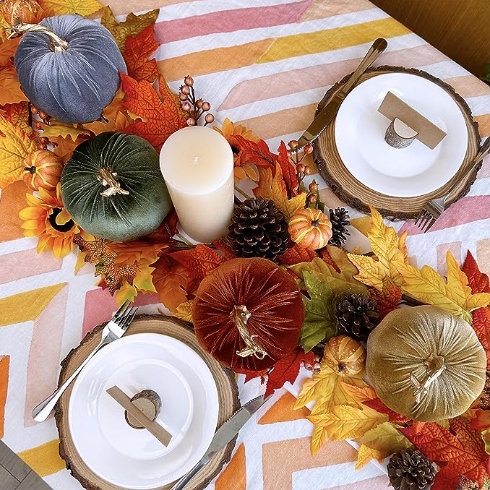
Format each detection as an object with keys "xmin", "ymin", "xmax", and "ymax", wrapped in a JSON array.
[
  {"xmin": 334, "ymin": 72, "xmax": 468, "ymax": 197},
  {"xmin": 68, "ymin": 333, "xmax": 220, "ymax": 489}
]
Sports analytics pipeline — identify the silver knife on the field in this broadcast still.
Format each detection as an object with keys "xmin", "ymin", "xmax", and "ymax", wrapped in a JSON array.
[
  {"xmin": 297, "ymin": 37, "xmax": 388, "ymax": 149},
  {"xmin": 170, "ymin": 395, "xmax": 269, "ymax": 490}
]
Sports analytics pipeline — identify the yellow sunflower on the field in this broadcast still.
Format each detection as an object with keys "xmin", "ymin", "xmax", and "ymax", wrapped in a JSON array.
[
  {"xmin": 215, "ymin": 118, "xmax": 260, "ymax": 182},
  {"xmin": 19, "ymin": 183, "xmax": 85, "ymax": 258}
]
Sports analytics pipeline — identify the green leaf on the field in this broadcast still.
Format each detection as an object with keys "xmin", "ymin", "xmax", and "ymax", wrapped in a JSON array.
[{"xmin": 300, "ymin": 271, "xmax": 337, "ymax": 351}]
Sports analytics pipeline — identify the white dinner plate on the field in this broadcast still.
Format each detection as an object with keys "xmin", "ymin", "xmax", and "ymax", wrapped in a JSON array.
[
  {"xmin": 68, "ymin": 333, "xmax": 219, "ymax": 489},
  {"xmin": 334, "ymin": 73, "xmax": 468, "ymax": 197}
]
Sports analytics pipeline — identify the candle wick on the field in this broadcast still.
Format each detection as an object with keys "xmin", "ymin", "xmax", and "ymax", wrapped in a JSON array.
[{"xmin": 193, "ymin": 156, "xmax": 199, "ymax": 163}]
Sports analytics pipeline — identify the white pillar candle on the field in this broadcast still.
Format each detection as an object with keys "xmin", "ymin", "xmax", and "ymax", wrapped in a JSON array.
[{"xmin": 159, "ymin": 126, "xmax": 234, "ymax": 243}]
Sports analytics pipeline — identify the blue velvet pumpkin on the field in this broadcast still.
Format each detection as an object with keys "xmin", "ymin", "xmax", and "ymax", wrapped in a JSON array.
[{"xmin": 14, "ymin": 15, "xmax": 126, "ymax": 123}]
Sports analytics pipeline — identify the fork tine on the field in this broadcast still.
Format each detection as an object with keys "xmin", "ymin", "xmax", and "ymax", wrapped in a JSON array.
[
  {"xmin": 120, "ymin": 306, "xmax": 138, "ymax": 329},
  {"xmin": 415, "ymin": 209, "xmax": 429, "ymax": 227},
  {"xmin": 422, "ymin": 216, "xmax": 436, "ymax": 232},
  {"xmin": 113, "ymin": 300, "xmax": 130, "ymax": 320}
]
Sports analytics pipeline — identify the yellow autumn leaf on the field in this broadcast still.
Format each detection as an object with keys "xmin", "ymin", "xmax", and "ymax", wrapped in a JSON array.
[
  {"xmin": 133, "ymin": 265, "xmax": 157, "ymax": 293},
  {"xmin": 350, "ymin": 216, "xmax": 371, "ymax": 237},
  {"xmin": 311, "ymin": 424, "xmax": 331, "ymax": 456},
  {"xmin": 346, "ymin": 254, "xmax": 387, "ymax": 290},
  {"xmin": 394, "ymin": 251, "xmax": 490, "ymax": 323},
  {"xmin": 175, "ymin": 300, "xmax": 193, "ymax": 323},
  {"xmin": 40, "ymin": 0, "xmax": 103, "ymax": 17},
  {"xmin": 355, "ymin": 421, "xmax": 411, "ymax": 469},
  {"xmin": 39, "ymin": 121, "xmax": 92, "ymax": 141},
  {"xmin": 255, "ymin": 164, "xmax": 306, "ymax": 219},
  {"xmin": 0, "ymin": 115, "xmax": 37, "ymax": 188},
  {"xmin": 114, "ymin": 281, "xmax": 137, "ymax": 305},
  {"xmin": 308, "ymin": 404, "xmax": 387, "ymax": 443},
  {"xmin": 100, "ymin": 6, "xmax": 159, "ymax": 53}
]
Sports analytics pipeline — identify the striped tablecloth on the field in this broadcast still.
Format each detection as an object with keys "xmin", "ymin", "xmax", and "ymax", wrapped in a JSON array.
[{"xmin": 1, "ymin": 1, "xmax": 490, "ymax": 489}]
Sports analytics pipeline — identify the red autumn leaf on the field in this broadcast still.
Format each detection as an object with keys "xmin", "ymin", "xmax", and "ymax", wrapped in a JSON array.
[
  {"xmin": 400, "ymin": 417, "xmax": 490, "ymax": 487},
  {"xmin": 276, "ymin": 140, "xmax": 299, "ymax": 197},
  {"xmin": 363, "ymin": 397, "xmax": 411, "ymax": 425},
  {"xmin": 124, "ymin": 24, "xmax": 159, "ymax": 82},
  {"xmin": 472, "ymin": 307, "xmax": 490, "ymax": 370},
  {"xmin": 169, "ymin": 244, "xmax": 227, "ymax": 281},
  {"xmin": 234, "ymin": 135, "xmax": 277, "ymax": 169},
  {"xmin": 463, "ymin": 251, "xmax": 490, "ymax": 293},
  {"xmin": 263, "ymin": 347, "xmax": 316, "ymax": 397},
  {"xmin": 369, "ymin": 276, "xmax": 403, "ymax": 319},
  {"xmin": 278, "ymin": 244, "xmax": 317, "ymax": 266},
  {"xmin": 470, "ymin": 408, "xmax": 490, "ymax": 431},
  {"xmin": 212, "ymin": 238, "xmax": 237, "ymax": 260},
  {"xmin": 121, "ymin": 73, "xmax": 187, "ymax": 148}
]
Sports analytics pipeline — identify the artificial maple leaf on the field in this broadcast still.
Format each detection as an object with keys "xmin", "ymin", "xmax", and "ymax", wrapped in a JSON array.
[
  {"xmin": 38, "ymin": 0, "xmax": 103, "ymax": 16},
  {"xmin": 169, "ymin": 244, "xmax": 227, "ymax": 281},
  {"xmin": 124, "ymin": 25, "xmax": 159, "ymax": 82},
  {"xmin": 0, "ymin": 64, "xmax": 28, "ymax": 106},
  {"xmin": 472, "ymin": 307, "xmax": 490, "ymax": 370},
  {"xmin": 121, "ymin": 73, "xmax": 188, "ymax": 148},
  {"xmin": 278, "ymin": 243, "xmax": 317, "ymax": 266},
  {"xmin": 362, "ymin": 397, "xmax": 411, "ymax": 425},
  {"xmin": 254, "ymin": 164, "xmax": 306, "ymax": 219},
  {"xmin": 276, "ymin": 140, "xmax": 299, "ymax": 197},
  {"xmin": 38, "ymin": 120, "xmax": 92, "ymax": 142},
  {"xmin": 152, "ymin": 254, "xmax": 198, "ymax": 312},
  {"xmin": 355, "ymin": 421, "xmax": 411, "ymax": 469},
  {"xmin": 0, "ymin": 37, "xmax": 20, "ymax": 65},
  {"xmin": 264, "ymin": 347, "xmax": 315, "ymax": 397},
  {"xmin": 48, "ymin": 135, "xmax": 86, "ymax": 163},
  {"xmin": 299, "ymin": 271, "xmax": 337, "ymax": 351},
  {"xmin": 0, "ymin": 114, "xmax": 36, "ymax": 188},
  {"xmin": 470, "ymin": 409, "xmax": 490, "ymax": 432},
  {"xmin": 463, "ymin": 251, "xmax": 490, "ymax": 293},
  {"xmin": 394, "ymin": 251, "xmax": 490, "ymax": 324},
  {"xmin": 81, "ymin": 89, "xmax": 128, "ymax": 135},
  {"xmin": 401, "ymin": 417, "xmax": 490, "ymax": 489},
  {"xmin": 175, "ymin": 300, "xmax": 193, "ymax": 323},
  {"xmin": 0, "ymin": 102, "xmax": 30, "ymax": 132},
  {"xmin": 100, "ymin": 6, "xmax": 159, "ymax": 54},
  {"xmin": 369, "ymin": 276, "xmax": 403, "ymax": 319},
  {"xmin": 348, "ymin": 206, "xmax": 408, "ymax": 290},
  {"xmin": 235, "ymin": 136, "xmax": 276, "ymax": 169},
  {"xmin": 340, "ymin": 382, "xmax": 377, "ymax": 404}
]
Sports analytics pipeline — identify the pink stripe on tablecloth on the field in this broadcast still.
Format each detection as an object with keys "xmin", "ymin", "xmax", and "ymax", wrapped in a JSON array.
[
  {"xmin": 155, "ymin": 0, "xmax": 313, "ymax": 44},
  {"xmin": 0, "ymin": 248, "xmax": 61, "ymax": 285},
  {"xmin": 218, "ymin": 44, "xmax": 448, "ymax": 111},
  {"xmin": 24, "ymin": 285, "xmax": 67, "ymax": 426}
]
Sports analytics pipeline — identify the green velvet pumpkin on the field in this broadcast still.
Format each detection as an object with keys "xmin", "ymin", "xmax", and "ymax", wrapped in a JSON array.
[
  {"xmin": 14, "ymin": 14, "xmax": 126, "ymax": 124},
  {"xmin": 61, "ymin": 132, "xmax": 172, "ymax": 242}
]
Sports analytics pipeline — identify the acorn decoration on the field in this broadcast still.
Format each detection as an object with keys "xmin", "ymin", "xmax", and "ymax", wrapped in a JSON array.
[
  {"xmin": 192, "ymin": 257, "xmax": 304, "ymax": 372},
  {"xmin": 227, "ymin": 198, "xmax": 289, "ymax": 261},
  {"xmin": 366, "ymin": 306, "xmax": 486, "ymax": 422},
  {"xmin": 335, "ymin": 293, "xmax": 379, "ymax": 341},
  {"xmin": 328, "ymin": 207, "xmax": 350, "ymax": 248},
  {"xmin": 387, "ymin": 447, "xmax": 436, "ymax": 490}
]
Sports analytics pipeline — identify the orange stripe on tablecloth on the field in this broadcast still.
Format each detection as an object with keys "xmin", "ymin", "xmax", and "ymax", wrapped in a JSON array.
[
  {"xmin": 262, "ymin": 438, "xmax": 359, "ymax": 490},
  {"xmin": 0, "ymin": 181, "xmax": 31, "ymax": 243},
  {"xmin": 300, "ymin": 0, "xmax": 377, "ymax": 21},
  {"xmin": 477, "ymin": 239, "xmax": 490, "ymax": 277},
  {"xmin": 0, "ymin": 248, "xmax": 62, "ymax": 285},
  {"xmin": 0, "ymin": 356, "xmax": 10, "ymax": 438},
  {"xmin": 157, "ymin": 39, "xmax": 275, "ymax": 82},
  {"xmin": 258, "ymin": 392, "xmax": 310, "ymax": 424},
  {"xmin": 444, "ymin": 75, "xmax": 490, "ymax": 99},
  {"xmin": 474, "ymin": 114, "xmax": 490, "ymax": 137},
  {"xmin": 215, "ymin": 443, "xmax": 246, "ymax": 490},
  {"xmin": 18, "ymin": 440, "xmax": 65, "ymax": 477}
]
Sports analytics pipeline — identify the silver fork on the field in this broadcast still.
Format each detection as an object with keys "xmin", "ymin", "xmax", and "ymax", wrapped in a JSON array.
[
  {"xmin": 32, "ymin": 301, "xmax": 138, "ymax": 422},
  {"xmin": 415, "ymin": 137, "xmax": 490, "ymax": 232}
]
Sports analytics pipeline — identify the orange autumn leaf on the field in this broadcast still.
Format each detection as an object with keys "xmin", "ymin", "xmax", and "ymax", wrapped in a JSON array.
[
  {"xmin": 38, "ymin": 0, "xmax": 103, "ymax": 17},
  {"xmin": 121, "ymin": 73, "xmax": 188, "ymax": 148},
  {"xmin": 0, "ymin": 102, "xmax": 30, "ymax": 132},
  {"xmin": 82, "ymin": 89, "xmax": 128, "ymax": 135},
  {"xmin": 0, "ymin": 64, "xmax": 28, "ymax": 105},
  {"xmin": 278, "ymin": 243, "xmax": 317, "ymax": 266},
  {"xmin": 369, "ymin": 276, "xmax": 403, "ymax": 319},
  {"xmin": 471, "ymin": 409, "xmax": 490, "ymax": 432},
  {"xmin": 276, "ymin": 140, "xmax": 299, "ymax": 196},
  {"xmin": 100, "ymin": 6, "xmax": 159, "ymax": 54},
  {"xmin": 169, "ymin": 244, "xmax": 227, "ymax": 281},
  {"xmin": 124, "ymin": 25, "xmax": 159, "ymax": 82},
  {"xmin": 0, "ymin": 37, "xmax": 20, "ymax": 66}
]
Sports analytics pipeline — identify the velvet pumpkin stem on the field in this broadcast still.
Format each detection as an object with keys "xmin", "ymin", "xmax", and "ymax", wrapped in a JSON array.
[{"xmin": 8, "ymin": 23, "xmax": 68, "ymax": 51}]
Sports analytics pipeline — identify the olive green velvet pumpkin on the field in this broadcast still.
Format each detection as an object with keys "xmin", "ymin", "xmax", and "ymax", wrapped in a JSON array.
[
  {"xmin": 61, "ymin": 132, "xmax": 172, "ymax": 242},
  {"xmin": 366, "ymin": 305, "xmax": 486, "ymax": 422}
]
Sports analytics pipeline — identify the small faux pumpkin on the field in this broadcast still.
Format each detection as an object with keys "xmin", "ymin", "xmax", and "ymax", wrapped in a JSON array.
[
  {"xmin": 1, "ymin": 0, "xmax": 43, "ymax": 25},
  {"xmin": 61, "ymin": 132, "xmax": 172, "ymax": 242},
  {"xmin": 323, "ymin": 335, "xmax": 365, "ymax": 376},
  {"xmin": 14, "ymin": 15, "xmax": 126, "ymax": 123},
  {"xmin": 288, "ymin": 207, "xmax": 332, "ymax": 250},
  {"xmin": 23, "ymin": 149, "xmax": 62, "ymax": 191},
  {"xmin": 366, "ymin": 306, "xmax": 486, "ymax": 422},
  {"xmin": 192, "ymin": 257, "xmax": 305, "ymax": 372}
]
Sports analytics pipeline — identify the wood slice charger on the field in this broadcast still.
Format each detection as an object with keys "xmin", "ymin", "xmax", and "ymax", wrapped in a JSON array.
[
  {"xmin": 54, "ymin": 315, "xmax": 240, "ymax": 490},
  {"xmin": 314, "ymin": 66, "xmax": 481, "ymax": 220}
]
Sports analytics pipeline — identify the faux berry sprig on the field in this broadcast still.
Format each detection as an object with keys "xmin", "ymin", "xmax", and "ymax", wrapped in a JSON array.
[{"xmin": 179, "ymin": 75, "xmax": 214, "ymax": 126}]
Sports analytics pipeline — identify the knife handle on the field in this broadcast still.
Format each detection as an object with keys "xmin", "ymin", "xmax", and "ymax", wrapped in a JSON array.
[
  {"xmin": 170, "ymin": 456, "xmax": 209, "ymax": 490},
  {"xmin": 340, "ymin": 38, "xmax": 388, "ymax": 97}
]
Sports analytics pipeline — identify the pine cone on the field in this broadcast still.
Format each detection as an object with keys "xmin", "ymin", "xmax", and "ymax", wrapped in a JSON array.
[
  {"xmin": 335, "ymin": 293, "xmax": 379, "ymax": 341},
  {"xmin": 387, "ymin": 448, "xmax": 436, "ymax": 490},
  {"xmin": 227, "ymin": 198, "xmax": 289, "ymax": 261},
  {"xmin": 328, "ymin": 207, "xmax": 350, "ymax": 247}
]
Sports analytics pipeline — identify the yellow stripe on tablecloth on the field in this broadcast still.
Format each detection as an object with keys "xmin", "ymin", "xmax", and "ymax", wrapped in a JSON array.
[
  {"xmin": 18, "ymin": 440, "xmax": 65, "ymax": 477},
  {"xmin": 258, "ymin": 17, "xmax": 411, "ymax": 63},
  {"xmin": 0, "ymin": 356, "xmax": 9, "ymax": 438},
  {"xmin": 158, "ymin": 39, "xmax": 275, "ymax": 82},
  {"xmin": 474, "ymin": 114, "xmax": 490, "ymax": 137},
  {"xmin": 0, "ymin": 284, "xmax": 66, "ymax": 326}
]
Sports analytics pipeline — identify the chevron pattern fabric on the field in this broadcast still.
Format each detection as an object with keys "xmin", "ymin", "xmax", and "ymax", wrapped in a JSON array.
[{"xmin": 1, "ymin": 1, "xmax": 490, "ymax": 489}]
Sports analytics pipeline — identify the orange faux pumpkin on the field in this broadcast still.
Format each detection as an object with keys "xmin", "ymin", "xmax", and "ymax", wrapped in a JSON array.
[
  {"xmin": 322, "ymin": 334, "xmax": 365, "ymax": 376},
  {"xmin": 1, "ymin": 0, "xmax": 43, "ymax": 25},
  {"xmin": 192, "ymin": 257, "xmax": 305, "ymax": 372},
  {"xmin": 288, "ymin": 207, "xmax": 332, "ymax": 250},
  {"xmin": 23, "ymin": 150, "xmax": 63, "ymax": 191}
]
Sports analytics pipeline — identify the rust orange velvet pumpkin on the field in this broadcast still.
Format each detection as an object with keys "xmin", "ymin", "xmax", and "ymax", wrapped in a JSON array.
[
  {"xmin": 192, "ymin": 257, "xmax": 305, "ymax": 372},
  {"xmin": 322, "ymin": 334, "xmax": 365, "ymax": 376},
  {"xmin": 23, "ymin": 150, "xmax": 63, "ymax": 191},
  {"xmin": 288, "ymin": 207, "xmax": 332, "ymax": 250}
]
